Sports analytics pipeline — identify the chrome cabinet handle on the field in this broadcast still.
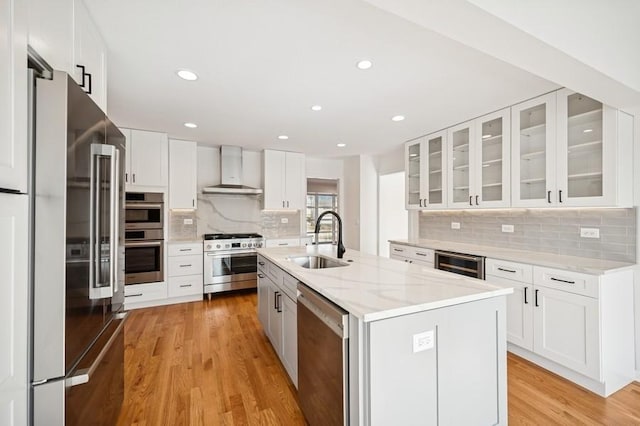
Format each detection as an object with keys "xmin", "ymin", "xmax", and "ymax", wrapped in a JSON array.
[
  {"xmin": 497, "ymin": 267, "xmax": 516, "ymax": 273},
  {"xmin": 179, "ymin": 248, "xmax": 192, "ymax": 252},
  {"xmin": 179, "ymin": 264, "xmax": 192, "ymax": 268},
  {"xmin": 179, "ymin": 284, "xmax": 192, "ymax": 288},
  {"xmin": 126, "ymin": 293, "xmax": 143, "ymax": 297},
  {"xmin": 258, "ymin": 273, "xmax": 265, "ymax": 278},
  {"xmin": 393, "ymin": 248, "xmax": 404, "ymax": 252}
]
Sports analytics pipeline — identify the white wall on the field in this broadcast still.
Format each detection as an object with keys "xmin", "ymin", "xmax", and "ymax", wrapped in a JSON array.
[
  {"xmin": 378, "ymin": 172, "xmax": 408, "ymax": 257},
  {"xmin": 633, "ymin": 110, "xmax": 640, "ymax": 378},
  {"xmin": 359, "ymin": 155, "xmax": 378, "ymax": 255}
]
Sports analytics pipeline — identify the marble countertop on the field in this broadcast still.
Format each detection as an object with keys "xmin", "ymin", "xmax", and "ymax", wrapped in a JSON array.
[
  {"xmin": 389, "ymin": 239, "xmax": 635, "ymax": 274},
  {"xmin": 257, "ymin": 245, "xmax": 512, "ymax": 322}
]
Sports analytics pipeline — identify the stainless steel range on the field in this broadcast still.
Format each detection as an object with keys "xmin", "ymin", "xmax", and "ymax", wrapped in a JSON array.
[{"xmin": 203, "ymin": 233, "xmax": 264, "ymax": 298}]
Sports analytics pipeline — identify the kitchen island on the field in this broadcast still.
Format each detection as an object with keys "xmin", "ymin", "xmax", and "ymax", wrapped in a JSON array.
[{"xmin": 257, "ymin": 245, "xmax": 513, "ymax": 426}]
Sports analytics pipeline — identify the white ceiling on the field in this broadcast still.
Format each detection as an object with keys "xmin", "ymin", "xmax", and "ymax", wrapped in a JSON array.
[{"xmin": 84, "ymin": 0, "xmax": 558, "ymax": 157}]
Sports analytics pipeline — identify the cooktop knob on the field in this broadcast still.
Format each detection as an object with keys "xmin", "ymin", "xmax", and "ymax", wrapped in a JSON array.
[{"xmin": 216, "ymin": 244, "xmax": 221, "ymax": 249}]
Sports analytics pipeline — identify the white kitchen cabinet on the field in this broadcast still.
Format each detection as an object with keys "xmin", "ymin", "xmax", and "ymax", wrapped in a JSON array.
[
  {"xmin": 265, "ymin": 237, "xmax": 301, "ymax": 248},
  {"xmin": 167, "ymin": 242, "xmax": 203, "ymax": 299},
  {"xmin": 73, "ymin": 0, "xmax": 107, "ymax": 112},
  {"xmin": 405, "ymin": 131, "xmax": 447, "ymax": 210},
  {"xmin": 257, "ymin": 256, "xmax": 298, "ymax": 387},
  {"xmin": 0, "ymin": 194, "xmax": 29, "ymax": 418},
  {"xmin": 121, "ymin": 128, "xmax": 169, "ymax": 191},
  {"xmin": 447, "ymin": 109, "xmax": 510, "ymax": 209},
  {"xmin": 27, "ymin": 0, "xmax": 73, "ymax": 77},
  {"xmin": 263, "ymin": 150, "xmax": 305, "ymax": 210},
  {"xmin": 512, "ymin": 91, "xmax": 632, "ymax": 208},
  {"xmin": 389, "ymin": 243, "xmax": 434, "ymax": 267},
  {"xmin": 124, "ymin": 282, "xmax": 167, "ymax": 306},
  {"xmin": 487, "ymin": 258, "xmax": 635, "ymax": 396},
  {"xmin": 169, "ymin": 139, "xmax": 198, "ymax": 209},
  {"xmin": 0, "ymin": 0, "xmax": 27, "ymax": 193}
]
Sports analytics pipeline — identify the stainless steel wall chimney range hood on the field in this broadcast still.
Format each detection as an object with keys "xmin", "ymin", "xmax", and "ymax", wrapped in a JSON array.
[{"xmin": 202, "ymin": 146, "xmax": 263, "ymax": 195}]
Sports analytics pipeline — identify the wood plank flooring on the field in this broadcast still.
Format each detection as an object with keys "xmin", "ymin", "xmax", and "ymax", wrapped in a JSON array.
[{"xmin": 117, "ymin": 292, "xmax": 640, "ymax": 425}]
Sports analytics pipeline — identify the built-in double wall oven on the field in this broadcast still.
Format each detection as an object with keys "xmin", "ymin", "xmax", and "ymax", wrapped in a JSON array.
[{"xmin": 124, "ymin": 193, "xmax": 164, "ymax": 285}]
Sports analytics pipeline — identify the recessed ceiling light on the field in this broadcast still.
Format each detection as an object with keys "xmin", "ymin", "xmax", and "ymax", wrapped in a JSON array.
[
  {"xmin": 311, "ymin": 105, "xmax": 322, "ymax": 111},
  {"xmin": 337, "ymin": 143, "xmax": 346, "ymax": 148},
  {"xmin": 278, "ymin": 135, "xmax": 289, "ymax": 140},
  {"xmin": 482, "ymin": 134, "xmax": 492, "ymax": 139},
  {"xmin": 356, "ymin": 60, "xmax": 373, "ymax": 70},
  {"xmin": 583, "ymin": 128, "xmax": 593, "ymax": 133},
  {"xmin": 184, "ymin": 122, "xmax": 198, "ymax": 128},
  {"xmin": 177, "ymin": 69, "xmax": 198, "ymax": 81},
  {"xmin": 391, "ymin": 115, "xmax": 405, "ymax": 122}
]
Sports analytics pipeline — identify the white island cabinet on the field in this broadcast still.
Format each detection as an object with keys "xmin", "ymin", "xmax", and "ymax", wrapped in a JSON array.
[{"xmin": 258, "ymin": 246, "xmax": 511, "ymax": 425}]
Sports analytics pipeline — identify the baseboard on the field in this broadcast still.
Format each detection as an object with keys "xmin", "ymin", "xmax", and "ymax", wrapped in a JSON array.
[{"xmin": 636, "ymin": 370, "xmax": 640, "ymax": 382}]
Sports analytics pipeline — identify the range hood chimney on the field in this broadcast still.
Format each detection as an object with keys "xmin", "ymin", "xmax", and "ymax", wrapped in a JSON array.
[{"xmin": 202, "ymin": 146, "xmax": 263, "ymax": 195}]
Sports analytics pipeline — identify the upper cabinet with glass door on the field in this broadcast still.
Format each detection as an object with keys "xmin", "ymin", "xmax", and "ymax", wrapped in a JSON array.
[
  {"xmin": 512, "ymin": 90, "xmax": 632, "ymax": 208},
  {"xmin": 447, "ymin": 109, "xmax": 510, "ymax": 209},
  {"xmin": 404, "ymin": 132, "xmax": 447, "ymax": 210}
]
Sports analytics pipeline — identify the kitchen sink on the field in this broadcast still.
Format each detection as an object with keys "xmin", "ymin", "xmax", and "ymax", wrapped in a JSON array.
[{"xmin": 287, "ymin": 255, "xmax": 349, "ymax": 269}]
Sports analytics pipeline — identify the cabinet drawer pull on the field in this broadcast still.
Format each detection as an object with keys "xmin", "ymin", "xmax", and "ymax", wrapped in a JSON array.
[
  {"xmin": 258, "ymin": 261, "xmax": 265, "ymax": 266},
  {"xmin": 126, "ymin": 293, "xmax": 143, "ymax": 297},
  {"xmin": 547, "ymin": 190, "xmax": 551, "ymax": 203},
  {"xmin": 415, "ymin": 252, "xmax": 427, "ymax": 257},
  {"xmin": 535, "ymin": 289, "xmax": 539, "ymax": 307},
  {"xmin": 278, "ymin": 243, "xmax": 288, "ymax": 246},
  {"xmin": 179, "ymin": 248, "xmax": 192, "ymax": 252},
  {"xmin": 524, "ymin": 287, "xmax": 528, "ymax": 304},
  {"xmin": 179, "ymin": 284, "xmax": 192, "ymax": 288},
  {"xmin": 393, "ymin": 248, "xmax": 404, "ymax": 252},
  {"xmin": 276, "ymin": 292, "xmax": 282, "ymax": 312},
  {"xmin": 550, "ymin": 277, "xmax": 575, "ymax": 284},
  {"xmin": 469, "ymin": 196, "xmax": 473, "ymax": 206},
  {"xmin": 475, "ymin": 195, "xmax": 479, "ymax": 205},
  {"xmin": 274, "ymin": 291, "xmax": 280, "ymax": 310},
  {"xmin": 179, "ymin": 264, "xmax": 192, "ymax": 268},
  {"xmin": 258, "ymin": 273, "xmax": 265, "ymax": 278},
  {"xmin": 497, "ymin": 267, "xmax": 516, "ymax": 273},
  {"xmin": 419, "ymin": 199, "xmax": 423, "ymax": 208},
  {"xmin": 558, "ymin": 190, "xmax": 563, "ymax": 203}
]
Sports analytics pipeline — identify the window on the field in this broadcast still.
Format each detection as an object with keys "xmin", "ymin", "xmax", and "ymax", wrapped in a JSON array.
[{"xmin": 306, "ymin": 193, "xmax": 338, "ymax": 244}]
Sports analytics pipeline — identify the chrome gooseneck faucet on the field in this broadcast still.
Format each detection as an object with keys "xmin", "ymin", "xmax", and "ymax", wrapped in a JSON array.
[{"xmin": 314, "ymin": 211, "xmax": 346, "ymax": 259}]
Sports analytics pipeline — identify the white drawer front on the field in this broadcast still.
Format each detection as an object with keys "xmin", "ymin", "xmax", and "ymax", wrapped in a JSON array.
[
  {"xmin": 534, "ymin": 266, "xmax": 599, "ymax": 298},
  {"xmin": 486, "ymin": 259, "xmax": 533, "ymax": 283},
  {"xmin": 124, "ymin": 282, "xmax": 167, "ymax": 303},
  {"xmin": 390, "ymin": 244, "xmax": 408, "ymax": 257},
  {"xmin": 168, "ymin": 255, "xmax": 203, "ymax": 277},
  {"xmin": 281, "ymin": 273, "xmax": 298, "ymax": 301},
  {"xmin": 268, "ymin": 261, "xmax": 283, "ymax": 283},
  {"xmin": 409, "ymin": 248, "xmax": 434, "ymax": 264},
  {"xmin": 168, "ymin": 243, "xmax": 203, "ymax": 256},
  {"xmin": 265, "ymin": 238, "xmax": 301, "ymax": 248},
  {"xmin": 168, "ymin": 275, "xmax": 203, "ymax": 298}
]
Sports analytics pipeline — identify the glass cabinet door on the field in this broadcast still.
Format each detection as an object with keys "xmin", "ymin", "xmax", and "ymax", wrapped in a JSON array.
[
  {"xmin": 405, "ymin": 140, "xmax": 424, "ymax": 209},
  {"xmin": 556, "ymin": 89, "xmax": 609, "ymax": 206},
  {"xmin": 476, "ymin": 109, "xmax": 510, "ymax": 207},
  {"xmin": 511, "ymin": 93, "xmax": 556, "ymax": 207},
  {"xmin": 425, "ymin": 131, "xmax": 446, "ymax": 208},
  {"xmin": 448, "ymin": 121, "xmax": 474, "ymax": 208}
]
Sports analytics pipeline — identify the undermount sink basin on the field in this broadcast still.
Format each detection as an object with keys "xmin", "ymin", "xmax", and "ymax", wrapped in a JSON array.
[{"xmin": 287, "ymin": 255, "xmax": 349, "ymax": 269}]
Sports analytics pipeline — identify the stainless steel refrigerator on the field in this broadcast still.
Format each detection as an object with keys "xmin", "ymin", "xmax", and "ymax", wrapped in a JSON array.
[{"xmin": 30, "ymin": 70, "xmax": 127, "ymax": 425}]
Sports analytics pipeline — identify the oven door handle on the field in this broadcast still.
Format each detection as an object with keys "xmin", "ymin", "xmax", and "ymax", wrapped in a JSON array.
[
  {"xmin": 206, "ymin": 251, "xmax": 257, "ymax": 258},
  {"xmin": 125, "ymin": 203, "xmax": 163, "ymax": 209},
  {"xmin": 125, "ymin": 241, "xmax": 163, "ymax": 248}
]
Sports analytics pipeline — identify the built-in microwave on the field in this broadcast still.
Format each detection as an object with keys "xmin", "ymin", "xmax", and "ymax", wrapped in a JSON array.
[{"xmin": 125, "ymin": 192, "xmax": 163, "ymax": 230}]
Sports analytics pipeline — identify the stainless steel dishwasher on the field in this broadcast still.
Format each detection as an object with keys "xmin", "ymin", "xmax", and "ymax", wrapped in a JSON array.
[{"xmin": 297, "ymin": 283, "xmax": 349, "ymax": 426}]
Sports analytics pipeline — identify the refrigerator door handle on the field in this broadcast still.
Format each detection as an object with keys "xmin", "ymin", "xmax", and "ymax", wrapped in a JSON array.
[
  {"xmin": 111, "ymin": 148, "xmax": 120, "ymax": 294},
  {"xmin": 65, "ymin": 312, "xmax": 127, "ymax": 388},
  {"xmin": 89, "ymin": 143, "xmax": 116, "ymax": 300}
]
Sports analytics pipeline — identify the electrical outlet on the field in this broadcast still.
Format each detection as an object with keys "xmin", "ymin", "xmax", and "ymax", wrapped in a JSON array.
[
  {"xmin": 280, "ymin": 217, "xmax": 289, "ymax": 224},
  {"xmin": 501, "ymin": 224, "xmax": 514, "ymax": 233},
  {"xmin": 183, "ymin": 218, "xmax": 193, "ymax": 225},
  {"xmin": 451, "ymin": 222, "xmax": 461, "ymax": 230},
  {"xmin": 413, "ymin": 330, "xmax": 435, "ymax": 353},
  {"xmin": 580, "ymin": 228, "xmax": 600, "ymax": 239}
]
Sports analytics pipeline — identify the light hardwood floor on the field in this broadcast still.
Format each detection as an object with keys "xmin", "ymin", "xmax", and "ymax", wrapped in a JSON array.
[{"xmin": 117, "ymin": 292, "xmax": 640, "ymax": 425}]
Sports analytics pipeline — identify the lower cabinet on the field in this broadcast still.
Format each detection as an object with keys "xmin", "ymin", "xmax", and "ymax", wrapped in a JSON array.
[
  {"xmin": 486, "ymin": 259, "xmax": 634, "ymax": 396},
  {"xmin": 257, "ymin": 255, "xmax": 298, "ymax": 387},
  {"xmin": 389, "ymin": 243, "xmax": 434, "ymax": 267}
]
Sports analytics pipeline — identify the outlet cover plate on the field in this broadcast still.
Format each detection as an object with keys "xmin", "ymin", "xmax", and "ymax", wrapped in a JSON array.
[
  {"xmin": 580, "ymin": 227, "xmax": 600, "ymax": 238},
  {"xmin": 502, "ymin": 224, "xmax": 514, "ymax": 233},
  {"xmin": 413, "ymin": 330, "xmax": 435, "ymax": 353},
  {"xmin": 451, "ymin": 222, "xmax": 461, "ymax": 230},
  {"xmin": 281, "ymin": 217, "xmax": 289, "ymax": 224}
]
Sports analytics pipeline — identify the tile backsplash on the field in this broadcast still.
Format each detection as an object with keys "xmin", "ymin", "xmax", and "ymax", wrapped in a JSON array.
[
  {"xmin": 167, "ymin": 194, "xmax": 302, "ymax": 240},
  {"xmin": 419, "ymin": 208, "xmax": 636, "ymax": 262}
]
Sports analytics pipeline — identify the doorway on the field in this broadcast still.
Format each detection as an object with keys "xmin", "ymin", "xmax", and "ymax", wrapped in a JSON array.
[{"xmin": 378, "ymin": 172, "xmax": 408, "ymax": 257}]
